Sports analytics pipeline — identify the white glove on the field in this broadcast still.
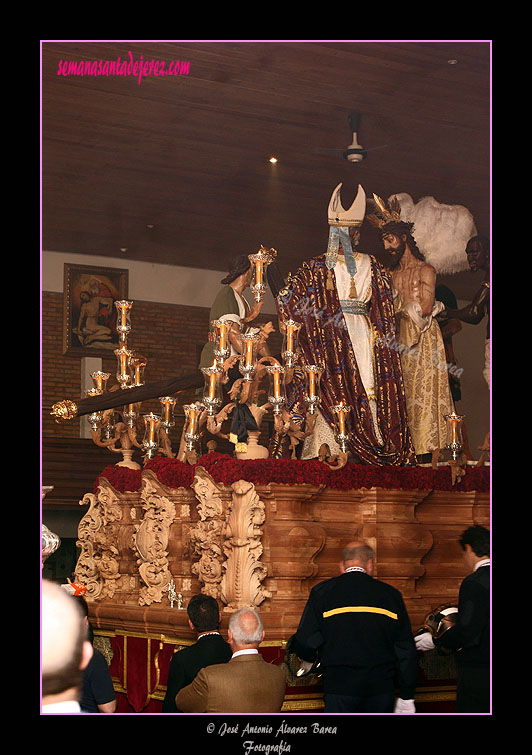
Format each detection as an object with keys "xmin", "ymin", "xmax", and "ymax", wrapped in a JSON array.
[
  {"xmin": 415, "ymin": 631, "xmax": 435, "ymax": 651},
  {"xmin": 394, "ymin": 698, "xmax": 416, "ymax": 713},
  {"xmin": 296, "ymin": 660, "xmax": 314, "ymax": 677}
]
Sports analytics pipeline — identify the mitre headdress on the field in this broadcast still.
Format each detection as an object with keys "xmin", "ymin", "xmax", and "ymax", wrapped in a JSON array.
[
  {"xmin": 328, "ymin": 182, "xmax": 366, "ymax": 227},
  {"xmin": 326, "ymin": 183, "xmax": 366, "ymax": 275}
]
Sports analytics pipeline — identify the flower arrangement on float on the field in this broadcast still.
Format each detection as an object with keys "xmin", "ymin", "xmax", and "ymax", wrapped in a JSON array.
[{"xmin": 94, "ymin": 451, "xmax": 489, "ymax": 495}]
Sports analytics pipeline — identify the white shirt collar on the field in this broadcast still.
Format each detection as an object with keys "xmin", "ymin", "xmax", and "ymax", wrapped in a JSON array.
[
  {"xmin": 474, "ymin": 558, "xmax": 490, "ymax": 571},
  {"xmin": 232, "ymin": 648, "xmax": 259, "ymax": 658},
  {"xmin": 42, "ymin": 700, "xmax": 81, "ymax": 713},
  {"xmin": 345, "ymin": 566, "xmax": 367, "ymax": 574}
]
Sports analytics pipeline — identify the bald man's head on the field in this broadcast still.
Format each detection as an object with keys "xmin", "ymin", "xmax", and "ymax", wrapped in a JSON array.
[
  {"xmin": 228, "ymin": 608, "xmax": 264, "ymax": 649},
  {"xmin": 42, "ymin": 580, "xmax": 91, "ymax": 697}
]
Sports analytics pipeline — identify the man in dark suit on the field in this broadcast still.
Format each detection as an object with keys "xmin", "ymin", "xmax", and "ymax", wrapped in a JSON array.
[
  {"xmin": 415, "ymin": 525, "xmax": 490, "ymax": 712},
  {"xmin": 162, "ymin": 594, "xmax": 232, "ymax": 712},
  {"xmin": 175, "ymin": 607, "xmax": 286, "ymax": 713},
  {"xmin": 291, "ymin": 541, "xmax": 419, "ymax": 713}
]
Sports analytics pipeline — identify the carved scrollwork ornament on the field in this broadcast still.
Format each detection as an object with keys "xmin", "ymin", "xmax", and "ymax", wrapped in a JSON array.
[
  {"xmin": 75, "ymin": 485, "xmax": 122, "ymax": 600},
  {"xmin": 134, "ymin": 475, "xmax": 176, "ymax": 606}
]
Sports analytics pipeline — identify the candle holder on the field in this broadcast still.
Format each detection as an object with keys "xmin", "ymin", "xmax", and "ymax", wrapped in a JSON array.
[
  {"xmin": 101, "ymin": 410, "xmax": 117, "ymax": 439},
  {"xmin": 239, "ymin": 332, "xmax": 260, "ymax": 382},
  {"xmin": 183, "ymin": 402, "xmax": 205, "ymax": 452},
  {"xmin": 91, "ymin": 371, "xmax": 111, "ymax": 392},
  {"xmin": 159, "ymin": 396, "xmax": 177, "ymax": 430},
  {"xmin": 331, "ymin": 403, "xmax": 352, "ymax": 453},
  {"xmin": 115, "ymin": 300, "xmax": 133, "ymax": 343},
  {"xmin": 122, "ymin": 403, "xmax": 140, "ymax": 429},
  {"xmin": 266, "ymin": 364, "xmax": 286, "ymax": 415},
  {"xmin": 280, "ymin": 319, "xmax": 302, "ymax": 368},
  {"xmin": 114, "ymin": 346, "xmax": 134, "ymax": 388},
  {"xmin": 130, "ymin": 354, "xmax": 147, "ymax": 387},
  {"xmin": 444, "ymin": 411, "xmax": 465, "ymax": 461},
  {"xmin": 86, "ymin": 387, "xmax": 104, "ymax": 431},
  {"xmin": 142, "ymin": 412, "xmax": 162, "ymax": 459},
  {"xmin": 211, "ymin": 319, "xmax": 232, "ymax": 364},
  {"xmin": 249, "ymin": 246, "xmax": 276, "ymax": 303},
  {"xmin": 201, "ymin": 365, "xmax": 224, "ymax": 416},
  {"xmin": 303, "ymin": 365, "xmax": 322, "ymax": 414}
]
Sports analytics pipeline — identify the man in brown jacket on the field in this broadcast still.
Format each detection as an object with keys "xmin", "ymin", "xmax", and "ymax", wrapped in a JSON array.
[{"xmin": 175, "ymin": 607, "xmax": 286, "ymax": 713}]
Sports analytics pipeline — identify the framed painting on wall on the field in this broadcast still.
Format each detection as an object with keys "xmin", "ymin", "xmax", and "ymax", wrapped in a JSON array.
[{"xmin": 62, "ymin": 263, "xmax": 129, "ymax": 357}]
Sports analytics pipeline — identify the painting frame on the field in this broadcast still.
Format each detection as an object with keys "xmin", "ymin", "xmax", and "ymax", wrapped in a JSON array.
[{"xmin": 62, "ymin": 263, "xmax": 129, "ymax": 358}]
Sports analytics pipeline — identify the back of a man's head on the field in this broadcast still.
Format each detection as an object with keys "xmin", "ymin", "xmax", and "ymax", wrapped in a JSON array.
[
  {"xmin": 187, "ymin": 594, "xmax": 221, "ymax": 633},
  {"xmin": 459, "ymin": 525, "xmax": 490, "ymax": 557},
  {"xmin": 42, "ymin": 580, "xmax": 88, "ymax": 697},
  {"xmin": 228, "ymin": 608, "xmax": 263, "ymax": 648},
  {"xmin": 342, "ymin": 542, "xmax": 375, "ymax": 567}
]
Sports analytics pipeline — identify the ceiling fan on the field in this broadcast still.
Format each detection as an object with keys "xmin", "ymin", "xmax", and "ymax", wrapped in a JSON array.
[{"xmin": 315, "ymin": 111, "xmax": 389, "ymax": 163}]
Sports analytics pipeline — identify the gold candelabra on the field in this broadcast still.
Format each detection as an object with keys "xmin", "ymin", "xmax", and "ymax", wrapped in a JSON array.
[
  {"xmin": 86, "ymin": 300, "xmax": 178, "ymax": 465},
  {"xmin": 50, "ymin": 251, "xmax": 331, "ymax": 466},
  {"xmin": 203, "ymin": 312, "xmax": 323, "ymax": 460}
]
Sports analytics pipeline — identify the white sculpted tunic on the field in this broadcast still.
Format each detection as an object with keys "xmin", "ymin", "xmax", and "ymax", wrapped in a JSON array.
[{"xmin": 301, "ymin": 253, "xmax": 382, "ymax": 458}]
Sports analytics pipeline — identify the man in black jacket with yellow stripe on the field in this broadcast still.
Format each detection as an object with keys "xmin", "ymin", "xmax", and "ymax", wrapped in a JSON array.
[{"xmin": 291, "ymin": 541, "xmax": 418, "ymax": 713}]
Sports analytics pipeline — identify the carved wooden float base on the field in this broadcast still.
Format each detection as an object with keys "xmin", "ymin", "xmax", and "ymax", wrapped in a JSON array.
[{"xmin": 76, "ymin": 464, "xmax": 488, "ymax": 712}]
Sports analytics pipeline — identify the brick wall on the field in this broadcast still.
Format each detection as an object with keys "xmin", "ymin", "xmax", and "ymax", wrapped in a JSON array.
[{"xmin": 42, "ymin": 292, "xmax": 85, "ymax": 438}]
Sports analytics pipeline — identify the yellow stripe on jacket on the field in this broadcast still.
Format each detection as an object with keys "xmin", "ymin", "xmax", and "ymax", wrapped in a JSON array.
[{"xmin": 322, "ymin": 606, "xmax": 398, "ymax": 620}]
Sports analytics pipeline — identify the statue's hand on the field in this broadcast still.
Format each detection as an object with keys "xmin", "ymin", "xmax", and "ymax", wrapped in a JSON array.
[
  {"xmin": 242, "ymin": 300, "xmax": 263, "ymax": 323},
  {"xmin": 260, "ymin": 321, "xmax": 275, "ymax": 338}
]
